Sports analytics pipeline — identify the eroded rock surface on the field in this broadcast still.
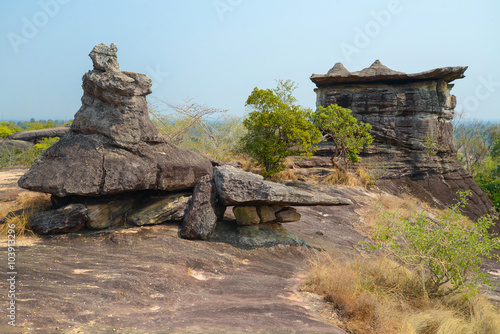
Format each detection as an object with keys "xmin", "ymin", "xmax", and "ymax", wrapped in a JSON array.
[
  {"xmin": 310, "ymin": 60, "xmax": 497, "ymax": 226},
  {"xmin": 18, "ymin": 43, "xmax": 212, "ymax": 197},
  {"xmin": 180, "ymin": 175, "xmax": 218, "ymax": 240}
]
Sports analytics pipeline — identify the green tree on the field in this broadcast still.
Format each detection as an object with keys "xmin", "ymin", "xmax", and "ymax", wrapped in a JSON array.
[
  {"xmin": 310, "ymin": 104, "xmax": 373, "ymax": 172},
  {"xmin": 0, "ymin": 122, "xmax": 22, "ymax": 138},
  {"xmin": 241, "ymin": 80, "xmax": 321, "ymax": 177}
]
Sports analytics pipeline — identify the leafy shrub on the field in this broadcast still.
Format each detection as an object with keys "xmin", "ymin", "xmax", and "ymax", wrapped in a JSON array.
[
  {"xmin": 310, "ymin": 104, "xmax": 373, "ymax": 173},
  {"xmin": 0, "ymin": 122, "xmax": 22, "ymax": 138},
  {"xmin": 365, "ymin": 190, "xmax": 500, "ymax": 298}
]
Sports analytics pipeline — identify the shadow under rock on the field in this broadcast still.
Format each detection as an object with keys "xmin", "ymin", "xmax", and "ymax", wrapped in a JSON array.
[{"xmin": 206, "ymin": 218, "xmax": 310, "ymax": 250}]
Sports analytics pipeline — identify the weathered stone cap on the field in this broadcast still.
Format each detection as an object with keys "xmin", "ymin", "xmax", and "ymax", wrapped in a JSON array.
[
  {"xmin": 311, "ymin": 60, "xmax": 467, "ymax": 86},
  {"xmin": 213, "ymin": 165, "xmax": 352, "ymax": 206}
]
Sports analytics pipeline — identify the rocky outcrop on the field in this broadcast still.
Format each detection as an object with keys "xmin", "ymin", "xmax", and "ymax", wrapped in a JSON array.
[
  {"xmin": 0, "ymin": 139, "xmax": 34, "ymax": 151},
  {"xmin": 310, "ymin": 60, "xmax": 496, "ymax": 225},
  {"xmin": 7, "ymin": 127, "xmax": 69, "ymax": 143},
  {"xmin": 214, "ymin": 165, "xmax": 352, "ymax": 206},
  {"xmin": 178, "ymin": 165, "xmax": 352, "ymax": 239},
  {"xmin": 18, "ymin": 43, "xmax": 212, "ymax": 197},
  {"xmin": 18, "ymin": 43, "xmax": 354, "ymax": 240}
]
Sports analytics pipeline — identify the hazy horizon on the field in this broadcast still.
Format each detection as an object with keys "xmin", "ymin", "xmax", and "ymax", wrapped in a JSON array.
[{"xmin": 1, "ymin": 0, "xmax": 499, "ymax": 122}]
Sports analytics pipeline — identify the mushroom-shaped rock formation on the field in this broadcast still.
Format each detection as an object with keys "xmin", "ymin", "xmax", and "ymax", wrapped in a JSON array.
[
  {"xmin": 18, "ymin": 43, "xmax": 212, "ymax": 197},
  {"xmin": 309, "ymin": 61, "xmax": 497, "ymax": 229},
  {"xmin": 311, "ymin": 59, "xmax": 467, "ymax": 86}
]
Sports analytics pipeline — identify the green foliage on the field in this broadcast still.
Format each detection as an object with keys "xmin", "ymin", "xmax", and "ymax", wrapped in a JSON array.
[
  {"xmin": 310, "ymin": 104, "xmax": 373, "ymax": 172},
  {"xmin": 0, "ymin": 122, "xmax": 22, "ymax": 138},
  {"xmin": 241, "ymin": 80, "xmax": 321, "ymax": 177},
  {"xmin": 364, "ymin": 191, "xmax": 500, "ymax": 298},
  {"xmin": 423, "ymin": 135, "xmax": 439, "ymax": 156},
  {"xmin": 0, "ymin": 137, "xmax": 60, "ymax": 168},
  {"xmin": 149, "ymin": 99, "xmax": 245, "ymax": 161},
  {"xmin": 25, "ymin": 120, "xmax": 55, "ymax": 131}
]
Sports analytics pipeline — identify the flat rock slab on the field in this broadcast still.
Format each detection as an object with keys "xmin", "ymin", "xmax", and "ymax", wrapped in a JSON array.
[
  {"xmin": 214, "ymin": 165, "xmax": 352, "ymax": 207},
  {"xmin": 0, "ymin": 225, "xmax": 345, "ymax": 334},
  {"xmin": 7, "ymin": 126, "xmax": 69, "ymax": 143}
]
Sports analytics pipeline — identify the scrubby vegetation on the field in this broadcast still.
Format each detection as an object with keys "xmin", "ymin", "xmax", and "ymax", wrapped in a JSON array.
[
  {"xmin": 303, "ymin": 192, "xmax": 500, "ymax": 334},
  {"xmin": 0, "ymin": 137, "xmax": 60, "ymax": 168},
  {"xmin": 0, "ymin": 193, "xmax": 51, "ymax": 237},
  {"xmin": 302, "ymin": 253, "xmax": 500, "ymax": 334},
  {"xmin": 241, "ymin": 80, "xmax": 321, "ymax": 177},
  {"xmin": 149, "ymin": 99, "xmax": 246, "ymax": 162},
  {"xmin": 454, "ymin": 118, "xmax": 500, "ymax": 211},
  {"xmin": 0, "ymin": 122, "xmax": 22, "ymax": 138}
]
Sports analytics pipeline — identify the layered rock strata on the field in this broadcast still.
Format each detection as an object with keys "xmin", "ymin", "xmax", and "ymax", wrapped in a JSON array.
[
  {"xmin": 310, "ymin": 60, "xmax": 496, "ymax": 225},
  {"xmin": 18, "ymin": 43, "xmax": 212, "ymax": 197}
]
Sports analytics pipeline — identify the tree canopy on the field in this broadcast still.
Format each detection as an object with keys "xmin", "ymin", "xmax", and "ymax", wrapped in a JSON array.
[{"xmin": 241, "ymin": 80, "xmax": 321, "ymax": 177}]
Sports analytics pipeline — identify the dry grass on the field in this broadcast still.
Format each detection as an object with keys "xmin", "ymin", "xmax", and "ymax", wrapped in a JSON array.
[
  {"xmin": 320, "ymin": 166, "xmax": 378, "ymax": 189},
  {"xmin": 0, "ymin": 194, "xmax": 51, "ymax": 237},
  {"xmin": 321, "ymin": 169, "xmax": 359, "ymax": 187},
  {"xmin": 302, "ymin": 252, "xmax": 500, "ymax": 334}
]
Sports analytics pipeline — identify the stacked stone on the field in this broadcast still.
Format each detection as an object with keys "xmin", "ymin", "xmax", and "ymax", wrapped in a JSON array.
[{"xmin": 19, "ymin": 43, "xmax": 353, "ymax": 237}]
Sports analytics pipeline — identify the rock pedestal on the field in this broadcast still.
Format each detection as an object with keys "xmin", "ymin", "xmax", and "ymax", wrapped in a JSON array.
[
  {"xmin": 310, "ymin": 60, "xmax": 496, "ymax": 226},
  {"xmin": 18, "ymin": 43, "xmax": 212, "ymax": 197}
]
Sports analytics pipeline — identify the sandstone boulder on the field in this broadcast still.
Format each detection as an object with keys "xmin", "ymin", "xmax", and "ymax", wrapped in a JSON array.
[
  {"xmin": 233, "ymin": 206, "xmax": 260, "ymax": 226},
  {"xmin": 86, "ymin": 198, "xmax": 134, "ymax": 230},
  {"xmin": 127, "ymin": 194, "xmax": 191, "ymax": 226},
  {"xmin": 275, "ymin": 207, "xmax": 301, "ymax": 223},
  {"xmin": 0, "ymin": 139, "xmax": 34, "ymax": 151},
  {"xmin": 180, "ymin": 175, "xmax": 218, "ymax": 240},
  {"xmin": 7, "ymin": 127, "xmax": 69, "ymax": 143},
  {"xmin": 18, "ymin": 43, "xmax": 212, "ymax": 197},
  {"xmin": 29, "ymin": 204, "xmax": 88, "ymax": 235},
  {"xmin": 213, "ymin": 165, "xmax": 352, "ymax": 206}
]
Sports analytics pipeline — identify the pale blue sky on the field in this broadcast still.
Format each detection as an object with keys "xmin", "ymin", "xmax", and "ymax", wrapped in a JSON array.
[{"xmin": 1, "ymin": 0, "xmax": 499, "ymax": 121}]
